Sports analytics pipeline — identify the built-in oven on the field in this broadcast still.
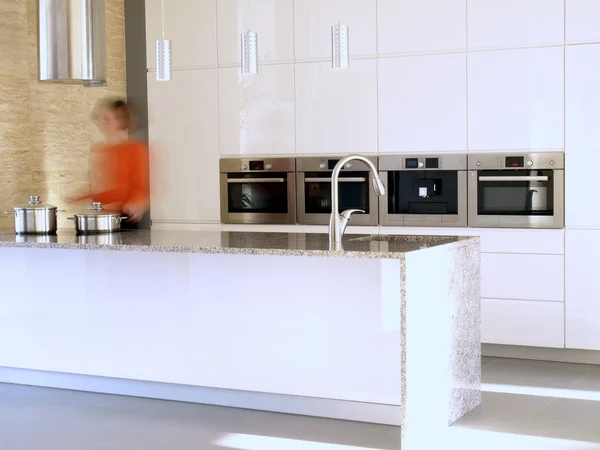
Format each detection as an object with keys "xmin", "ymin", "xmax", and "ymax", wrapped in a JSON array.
[
  {"xmin": 379, "ymin": 154, "xmax": 467, "ymax": 227},
  {"xmin": 220, "ymin": 158, "xmax": 296, "ymax": 225},
  {"xmin": 296, "ymin": 157, "xmax": 379, "ymax": 226},
  {"xmin": 468, "ymin": 152, "xmax": 564, "ymax": 229}
]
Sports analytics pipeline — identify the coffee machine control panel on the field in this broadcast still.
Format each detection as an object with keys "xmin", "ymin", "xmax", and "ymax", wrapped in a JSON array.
[{"xmin": 404, "ymin": 157, "xmax": 439, "ymax": 169}]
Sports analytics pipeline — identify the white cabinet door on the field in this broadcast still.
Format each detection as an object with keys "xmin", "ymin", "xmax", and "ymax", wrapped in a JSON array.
[
  {"xmin": 145, "ymin": 0, "xmax": 217, "ymax": 69},
  {"xmin": 482, "ymin": 299, "xmax": 564, "ymax": 348},
  {"xmin": 217, "ymin": 0, "xmax": 295, "ymax": 66},
  {"xmin": 147, "ymin": 69, "xmax": 220, "ymax": 223},
  {"xmin": 218, "ymin": 65, "xmax": 296, "ymax": 156},
  {"xmin": 481, "ymin": 254, "xmax": 564, "ymax": 302},
  {"xmin": 565, "ymin": 45, "xmax": 600, "ymax": 228},
  {"xmin": 566, "ymin": 230, "xmax": 600, "ymax": 350},
  {"xmin": 378, "ymin": 53, "xmax": 466, "ymax": 153},
  {"xmin": 295, "ymin": 60, "xmax": 377, "ymax": 155},
  {"xmin": 293, "ymin": 0, "xmax": 377, "ymax": 61},
  {"xmin": 377, "ymin": 0, "xmax": 466, "ymax": 56},
  {"xmin": 468, "ymin": 0, "xmax": 564, "ymax": 50},
  {"xmin": 567, "ymin": 0, "xmax": 600, "ymax": 44},
  {"xmin": 468, "ymin": 47, "xmax": 564, "ymax": 151},
  {"xmin": 478, "ymin": 229, "xmax": 565, "ymax": 255}
]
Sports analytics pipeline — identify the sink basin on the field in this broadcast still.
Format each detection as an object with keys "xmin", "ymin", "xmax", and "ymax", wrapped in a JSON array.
[{"xmin": 350, "ymin": 234, "xmax": 460, "ymax": 245}]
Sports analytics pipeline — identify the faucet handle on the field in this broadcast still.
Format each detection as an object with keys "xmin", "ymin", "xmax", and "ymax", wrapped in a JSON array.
[{"xmin": 340, "ymin": 209, "xmax": 365, "ymax": 219}]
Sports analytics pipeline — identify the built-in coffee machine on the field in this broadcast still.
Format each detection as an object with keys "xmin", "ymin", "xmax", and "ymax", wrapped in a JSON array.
[{"xmin": 379, "ymin": 154, "xmax": 468, "ymax": 227}]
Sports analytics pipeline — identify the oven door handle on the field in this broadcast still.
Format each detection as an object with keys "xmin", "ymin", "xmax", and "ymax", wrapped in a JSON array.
[
  {"xmin": 227, "ymin": 178, "xmax": 286, "ymax": 184},
  {"xmin": 303, "ymin": 177, "xmax": 367, "ymax": 183},
  {"xmin": 478, "ymin": 176, "xmax": 549, "ymax": 182}
]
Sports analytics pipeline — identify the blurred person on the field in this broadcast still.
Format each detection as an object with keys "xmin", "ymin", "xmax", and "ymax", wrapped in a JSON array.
[{"xmin": 71, "ymin": 98, "xmax": 150, "ymax": 227}]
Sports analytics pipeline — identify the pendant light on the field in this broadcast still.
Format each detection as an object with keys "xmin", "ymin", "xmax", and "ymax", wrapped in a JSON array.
[
  {"xmin": 241, "ymin": 0, "xmax": 258, "ymax": 75},
  {"xmin": 241, "ymin": 30, "xmax": 258, "ymax": 75},
  {"xmin": 331, "ymin": 22, "xmax": 349, "ymax": 70},
  {"xmin": 156, "ymin": 0, "xmax": 171, "ymax": 81}
]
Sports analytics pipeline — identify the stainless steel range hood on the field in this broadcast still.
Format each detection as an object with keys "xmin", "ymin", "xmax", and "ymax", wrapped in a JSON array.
[{"xmin": 38, "ymin": 0, "xmax": 107, "ymax": 86}]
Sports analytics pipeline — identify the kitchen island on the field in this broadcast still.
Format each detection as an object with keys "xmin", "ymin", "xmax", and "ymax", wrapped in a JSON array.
[{"xmin": 0, "ymin": 230, "xmax": 481, "ymax": 448}]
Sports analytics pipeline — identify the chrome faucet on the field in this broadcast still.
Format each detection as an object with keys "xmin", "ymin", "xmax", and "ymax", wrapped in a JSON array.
[{"xmin": 329, "ymin": 154, "xmax": 386, "ymax": 244}]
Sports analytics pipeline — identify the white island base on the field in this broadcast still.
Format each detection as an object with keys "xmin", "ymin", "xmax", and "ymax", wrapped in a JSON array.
[{"xmin": 0, "ymin": 231, "xmax": 481, "ymax": 448}]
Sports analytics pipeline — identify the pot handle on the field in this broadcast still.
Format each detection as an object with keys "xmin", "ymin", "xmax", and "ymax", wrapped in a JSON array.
[
  {"xmin": 3, "ymin": 211, "xmax": 15, "ymax": 215},
  {"xmin": 120, "ymin": 216, "xmax": 129, "ymax": 221},
  {"xmin": 67, "ymin": 217, "xmax": 75, "ymax": 220}
]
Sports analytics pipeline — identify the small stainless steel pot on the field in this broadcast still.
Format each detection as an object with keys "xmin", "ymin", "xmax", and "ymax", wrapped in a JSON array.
[
  {"xmin": 68, "ymin": 202, "xmax": 128, "ymax": 235},
  {"xmin": 5, "ymin": 196, "xmax": 59, "ymax": 235}
]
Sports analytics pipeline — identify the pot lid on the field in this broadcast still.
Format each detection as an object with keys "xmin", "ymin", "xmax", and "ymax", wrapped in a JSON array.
[
  {"xmin": 13, "ymin": 196, "xmax": 57, "ymax": 210},
  {"xmin": 74, "ymin": 202, "xmax": 122, "ymax": 217}
]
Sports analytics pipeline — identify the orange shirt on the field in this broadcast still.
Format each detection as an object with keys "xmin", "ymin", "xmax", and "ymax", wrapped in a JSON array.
[{"xmin": 90, "ymin": 140, "xmax": 149, "ymax": 210}]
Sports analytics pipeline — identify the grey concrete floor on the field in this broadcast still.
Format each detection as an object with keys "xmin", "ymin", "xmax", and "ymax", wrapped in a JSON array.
[{"xmin": 1, "ymin": 357, "xmax": 600, "ymax": 449}]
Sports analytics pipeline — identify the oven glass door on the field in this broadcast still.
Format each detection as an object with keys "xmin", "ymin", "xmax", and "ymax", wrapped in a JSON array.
[
  {"xmin": 304, "ymin": 172, "xmax": 370, "ymax": 214},
  {"xmin": 227, "ymin": 173, "xmax": 289, "ymax": 214},
  {"xmin": 477, "ymin": 170, "xmax": 554, "ymax": 216}
]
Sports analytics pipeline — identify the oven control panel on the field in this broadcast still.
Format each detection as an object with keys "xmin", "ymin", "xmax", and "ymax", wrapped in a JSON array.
[
  {"xmin": 219, "ymin": 158, "xmax": 295, "ymax": 173},
  {"xmin": 468, "ymin": 153, "xmax": 564, "ymax": 170}
]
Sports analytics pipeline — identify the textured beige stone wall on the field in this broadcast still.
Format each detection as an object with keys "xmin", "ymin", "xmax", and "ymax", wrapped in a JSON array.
[{"xmin": 0, "ymin": 0, "xmax": 126, "ymax": 227}]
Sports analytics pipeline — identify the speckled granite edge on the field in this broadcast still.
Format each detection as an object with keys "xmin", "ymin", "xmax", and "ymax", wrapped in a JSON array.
[{"xmin": 0, "ymin": 234, "xmax": 479, "ymax": 259}]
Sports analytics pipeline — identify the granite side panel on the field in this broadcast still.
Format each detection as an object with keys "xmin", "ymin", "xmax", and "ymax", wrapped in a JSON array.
[
  {"xmin": 401, "ymin": 238, "xmax": 481, "ymax": 448},
  {"xmin": 446, "ymin": 238, "xmax": 482, "ymax": 424}
]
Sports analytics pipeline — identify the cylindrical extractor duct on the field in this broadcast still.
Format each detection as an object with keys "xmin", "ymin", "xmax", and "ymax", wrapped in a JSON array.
[{"xmin": 38, "ymin": 0, "xmax": 107, "ymax": 86}]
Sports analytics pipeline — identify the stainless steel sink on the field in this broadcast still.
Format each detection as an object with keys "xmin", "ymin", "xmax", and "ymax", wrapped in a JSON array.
[{"xmin": 350, "ymin": 234, "xmax": 458, "ymax": 245}]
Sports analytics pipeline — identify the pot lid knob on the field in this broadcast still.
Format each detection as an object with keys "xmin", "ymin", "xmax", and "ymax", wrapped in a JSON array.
[
  {"xmin": 29, "ymin": 196, "xmax": 41, "ymax": 205},
  {"xmin": 91, "ymin": 202, "xmax": 103, "ymax": 211}
]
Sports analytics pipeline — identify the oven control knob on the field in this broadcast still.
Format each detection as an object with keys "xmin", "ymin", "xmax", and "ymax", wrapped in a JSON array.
[
  {"xmin": 265, "ymin": 164, "xmax": 272, "ymax": 170},
  {"xmin": 527, "ymin": 160, "xmax": 533, "ymax": 167},
  {"xmin": 418, "ymin": 161, "xmax": 424, "ymax": 168},
  {"xmin": 476, "ymin": 161, "xmax": 481, "ymax": 167},
  {"xmin": 241, "ymin": 163, "xmax": 248, "ymax": 170},
  {"xmin": 550, "ymin": 160, "xmax": 555, "ymax": 165},
  {"xmin": 319, "ymin": 163, "xmax": 326, "ymax": 169},
  {"xmin": 345, "ymin": 163, "xmax": 352, "ymax": 169}
]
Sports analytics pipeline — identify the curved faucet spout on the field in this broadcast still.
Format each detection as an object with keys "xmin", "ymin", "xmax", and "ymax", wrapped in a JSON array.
[{"xmin": 329, "ymin": 154, "xmax": 386, "ymax": 244}]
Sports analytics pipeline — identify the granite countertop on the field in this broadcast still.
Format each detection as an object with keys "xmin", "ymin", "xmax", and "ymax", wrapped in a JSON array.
[{"xmin": 0, "ymin": 229, "xmax": 477, "ymax": 259}]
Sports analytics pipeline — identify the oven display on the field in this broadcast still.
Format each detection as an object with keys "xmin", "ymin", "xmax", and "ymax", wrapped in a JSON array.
[
  {"xmin": 505, "ymin": 156, "xmax": 524, "ymax": 168},
  {"xmin": 328, "ymin": 159, "xmax": 340, "ymax": 170},
  {"xmin": 405, "ymin": 158, "xmax": 419, "ymax": 169},
  {"xmin": 249, "ymin": 161, "xmax": 264, "ymax": 171}
]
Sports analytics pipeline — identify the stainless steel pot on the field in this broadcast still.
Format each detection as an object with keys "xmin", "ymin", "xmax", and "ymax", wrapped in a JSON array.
[
  {"xmin": 68, "ymin": 202, "xmax": 128, "ymax": 235},
  {"xmin": 5, "ymin": 196, "xmax": 59, "ymax": 235}
]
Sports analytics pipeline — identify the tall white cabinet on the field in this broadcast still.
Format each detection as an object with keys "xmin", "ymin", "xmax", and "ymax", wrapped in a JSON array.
[
  {"xmin": 377, "ymin": 0, "xmax": 466, "ymax": 55},
  {"xmin": 566, "ymin": 0, "xmax": 600, "ymax": 45},
  {"xmin": 216, "ymin": 0, "xmax": 295, "ymax": 66},
  {"xmin": 564, "ymin": 43, "xmax": 600, "ymax": 351},
  {"xmin": 566, "ymin": 230, "xmax": 600, "ymax": 350},
  {"xmin": 467, "ymin": 47, "xmax": 564, "ymax": 151},
  {"xmin": 147, "ymin": 70, "xmax": 220, "ymax": 224},
  {"xmin": 467, "ymin": 0, "xmax": 564, "ymax": 50},
  {"xmin": 293, "ymin": 0, "xmax": 377, "ymax": 61},
  {"xmin": 378, "ymin": 53, "xmax": 467, "ymax": 153},
  {"xmin": 295, "ymin": 60, "xmax": 378, "ymax": 155},
  {"xmin": 565, "ymin": 44, "xmax": 600, "ymax": 229}
]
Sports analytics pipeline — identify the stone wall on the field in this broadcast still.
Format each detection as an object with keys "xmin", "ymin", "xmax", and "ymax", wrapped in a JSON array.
[{"xmin": 0, "ymin": 0, "xmax": 126, "ymax": 227}]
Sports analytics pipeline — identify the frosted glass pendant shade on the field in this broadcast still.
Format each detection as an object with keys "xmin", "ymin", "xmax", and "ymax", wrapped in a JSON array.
[{"xmin": 156, "ymin": 39, "xmax": 171, "ymax": 81}]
